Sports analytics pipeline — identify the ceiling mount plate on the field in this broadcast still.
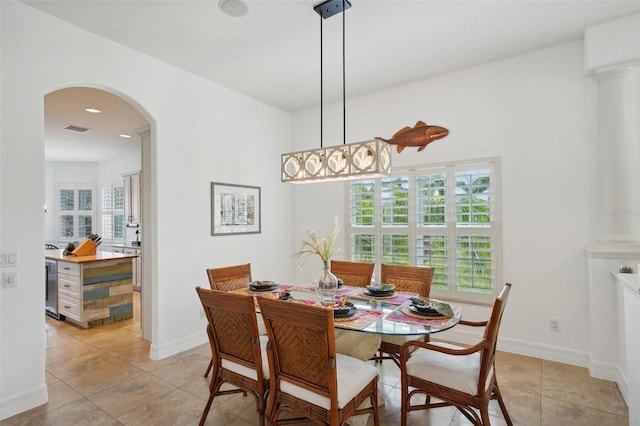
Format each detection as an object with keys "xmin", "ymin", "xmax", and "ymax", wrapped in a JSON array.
[{"xmin": 313, "ymin": 0, "xmax": 351, "ymax": 19}]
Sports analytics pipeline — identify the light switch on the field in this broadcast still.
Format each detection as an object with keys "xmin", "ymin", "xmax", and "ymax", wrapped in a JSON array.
[{"xmin": 1, "ymin": 271, "xmax": 17, "ymax": 288}]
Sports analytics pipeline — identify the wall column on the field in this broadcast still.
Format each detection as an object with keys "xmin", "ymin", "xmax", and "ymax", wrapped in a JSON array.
[
  {"xmin": 596, "ymin": 66, "xmax": 640, "ymax": 242},
  {"xmin": 584, "ymin": 14, "xmax": 640, "ymax": 401}
]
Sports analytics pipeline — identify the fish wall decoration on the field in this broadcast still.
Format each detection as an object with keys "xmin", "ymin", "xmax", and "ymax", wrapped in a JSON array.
[{"xmin": 376, "ymin": 120, "xmax": 449, "ymax": 153}]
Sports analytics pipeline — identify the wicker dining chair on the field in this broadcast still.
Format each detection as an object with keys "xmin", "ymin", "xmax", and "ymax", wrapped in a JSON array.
[
  {"xmin": 195, "ymin": 287, "xmax": 270, "ymax": 426},
  {"xmin": 330, "ymin": 260, "xmax": 374, "ymax": 288},
  {"xmin": 206, "ymin": 263, "xmax": 252, "ymax": 292},
  {"xmin": 203, "ymin": 263, "xmax": 253, "ymax": 377},
  {"xmin": 374, "ymin": 264, "xmax": 434, "ymax": 366},
  {"xmin": 258, "ymin": 297, "xmax": 380, "ymax": 426},
  {"xmin": 399, "ymin": 283, "xmax": 513, "ymax": 426}
]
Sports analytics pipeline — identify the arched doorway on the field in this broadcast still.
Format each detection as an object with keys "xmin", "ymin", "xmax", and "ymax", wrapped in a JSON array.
[{"xmin": 44, "ymin": 86, "xmax": 153, "ymax": 341}]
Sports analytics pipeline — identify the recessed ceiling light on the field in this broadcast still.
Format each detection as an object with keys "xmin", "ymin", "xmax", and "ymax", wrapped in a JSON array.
[
  {"xmin": 219, "ymin": 0, "xmax": 248, "ymax": 17},
  {"xmin": 84, "ymin": 107, "xmax": 102, "ymax": 113},
  {"xmin": 120, "ymin": 134, "xmax": 132, "ymax": 138}
]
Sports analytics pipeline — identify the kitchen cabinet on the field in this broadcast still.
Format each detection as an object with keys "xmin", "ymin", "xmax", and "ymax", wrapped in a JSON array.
[
  {"xmin": 123, "ymin": 171, "xmax": 141, "ymax": 223},
  {"xmin": 124, "ymin": 247, "xmax": 142, "ymax": 291},
  {"xmin": 57, "ymin": 261, "xmax": 82, "ymax": 321},
  {"xmin": 46, "ymin": 250, "xmax": 137, "ymax": 328}
]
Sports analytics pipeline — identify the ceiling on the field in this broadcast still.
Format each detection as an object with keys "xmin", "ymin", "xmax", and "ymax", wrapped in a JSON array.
[
  {"xmin": 44, "ymin": 87, "xmax": 148, "ymax": 162},
  {"xmin": 26, "ymin": 0, "xmax": 639, "ymax": 161}
]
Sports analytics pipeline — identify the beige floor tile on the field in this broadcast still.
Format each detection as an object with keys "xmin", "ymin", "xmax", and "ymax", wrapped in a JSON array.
[
  {"xmin": 46, "ymin": 351, "xmax": 107, "ymax": 380},
  {"xmin": 496, "ymin": 351, "xmax": 542, "ymax": 371},
  {"xmin": 180, "ymin": 375, "xmax": 211, "ymax": 401},
  {"xmin": 23, "ymin": 399, "xmax": 120, "ymax": 425},
  {"xmin": 496, "ymin": 360, "xmax": 542, "ymax": 396},
  {"xmin": 80, "ymin": 329, "xmax": 142, "ymax": 349},
  {"xmin": 88, "ymin": 373, "xmax": 177, "ymax": 418},
  {"xmin": 45, "ymin": 340, "xmax": 100, "ymax": 366},
  {"xmin": 542, "ymin": 360, "xmax": 627, "ymax": 417},
  {"xmin": 63, "ymin": 358, "xmax": 145, "ymax": 397},
  {"xmin": 195, "ymin": 404, "xmax": 257, "ymax": 426},
  {"xmin": 541, "ymin": 395, "xmax": 629, "ymax": 426},
  {"xmin": 378, "ymin": 385, "xmax": 456, "ymax": 425},
  {"xmin": 211, "ymin": 392, "xmax": 262, "ymax": 424},
  {"xmin": 45, "ymin": 325, "xmax": 82, "ymax": 348},
  {"xmin": 45, "ymin": 371, "xmax": 60, "ymax": 385},
  {"xmin": 116, "ymin": 388, "xmax": 203, "ymax": 425},
  {"xmin": 128, "ymin": 351, "xmax": 187, "ymax": 373},
  {"xmin": 148, "ymin": 353, "xmax": 210, "ymax": 388},
  {"xmin": 374, "ymin": 360, "xmax": 401, "ymax": 387},
  {"xmin": 493, "ymin": 384, "xmax": 541, "ymax": 426},
  {"xmin": 41, "ymin": 381, "xmax": 85, "ymax": 411}
]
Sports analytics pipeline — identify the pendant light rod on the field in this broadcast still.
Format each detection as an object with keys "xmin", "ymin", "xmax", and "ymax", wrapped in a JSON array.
[
  {"xmin": 320, "ymin": 11, "xmax": 323, "ymax": 148},
  {"xmin": 315, "ymin": 0, "xmax": 351, "ymax": 149},
  {"xmin": 342, "ymin": 0, "xmax": 346, "ymax": 146}
]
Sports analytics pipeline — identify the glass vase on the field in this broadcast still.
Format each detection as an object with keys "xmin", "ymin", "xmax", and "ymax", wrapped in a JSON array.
[{"xmin": 314, "ymin": 260, "xmax": 339, "ymax": 302}]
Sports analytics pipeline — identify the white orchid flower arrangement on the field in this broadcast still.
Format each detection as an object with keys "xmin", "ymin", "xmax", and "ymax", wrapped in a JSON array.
[{"xmin": 295, "ymin": 216, "xmax": 342, "ymax": 265}]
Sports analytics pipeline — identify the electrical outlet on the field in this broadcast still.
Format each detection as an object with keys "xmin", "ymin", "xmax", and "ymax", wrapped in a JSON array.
[
  {"xmin": 550, "ymin": 318, "xmax": 560, "ymax": 332},
  {"xmin": 1, "ymin": 271, "xmax": 17, "ymax": 288}
]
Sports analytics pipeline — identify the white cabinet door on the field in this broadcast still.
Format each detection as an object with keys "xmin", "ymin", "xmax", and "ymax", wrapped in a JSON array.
[
  {"xmin": 123, "ymin": 172, "xmax": 141, "ymax": 223},
  {"xmin": 124, "ymin": 248, "xmax": 142, "ymax": 291}
]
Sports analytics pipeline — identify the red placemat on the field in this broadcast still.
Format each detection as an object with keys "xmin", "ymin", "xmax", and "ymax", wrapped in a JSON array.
[
  {"xmin": 386, "ymin": 302, "xmax": 460, "ymax": 327},
  {"xmin": 333, "ymin": 309, "xmax": 383, "ymax": 330}
]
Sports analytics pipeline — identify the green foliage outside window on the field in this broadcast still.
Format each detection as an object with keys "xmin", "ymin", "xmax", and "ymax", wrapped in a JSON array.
[{"xmin": 350, "ymin": 165, "xmax": 495, "ymax": 295}]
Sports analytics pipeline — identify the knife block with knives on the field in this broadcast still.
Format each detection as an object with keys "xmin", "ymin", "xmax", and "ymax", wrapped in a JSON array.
[{"xmin": 71, "ymin": 234, "xmax": 102, "ymax": 256}]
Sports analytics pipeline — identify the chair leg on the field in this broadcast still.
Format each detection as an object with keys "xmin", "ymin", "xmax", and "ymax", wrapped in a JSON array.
[
  {"xmin": 493, "ymin": 381, "xmax": 513, "ymax": 425},
  {"xmin": 199, "ymin": 393, "xmax": 215, "ymax": 426},
  {"xmin": 400, "ymin": 382, "xmax": 408, "ymax": 426},
  {"xmin": 204, "ymin": 358, "xmax": 213, "ymax": 378},
  {"xmin": 480, "ymin": 405, "xmax": 491, "ymax": 426}
]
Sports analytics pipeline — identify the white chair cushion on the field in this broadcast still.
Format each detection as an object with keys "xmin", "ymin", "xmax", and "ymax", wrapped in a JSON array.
[
  {"xmin": 256, "ymin": 313, "xmax": 267, "ymax": 335},
  {"xmin": 335, "ymin": 329, "xmax": 381, "ymax": 361},
  {"xmin": 280, "ymin": 353, "xmax": 378, "ymax": 410},
  {"xmin": 405, "ymin": 342, "xmax": 493, "ymax": 395},
  {"xmin": 221, "ymin": 335, "xmax": 270, "ymax": 380}
]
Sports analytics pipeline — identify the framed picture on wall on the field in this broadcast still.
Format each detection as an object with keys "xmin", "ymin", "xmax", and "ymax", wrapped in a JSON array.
[{"xmin": 211, "ymin": 182, "xmax": 261, "ymax": 236}]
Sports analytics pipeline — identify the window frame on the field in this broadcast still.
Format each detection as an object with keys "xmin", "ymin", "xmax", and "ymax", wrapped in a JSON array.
[
  {"xmin": 345, "ymin": 157, "xmax": 502, "ymax": 305},
  {"xmin": 56, "ymin": 184, "xmax": 96, "ymax": 241},
  {"xmin": 100, "ymin": 184, "xmax": 125, "ymax": 241}
]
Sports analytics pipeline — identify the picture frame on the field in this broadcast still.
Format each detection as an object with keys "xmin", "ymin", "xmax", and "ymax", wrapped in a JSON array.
[{"xmin": 211, "ymin": 182, "xmax": 261, "ymax": 236}]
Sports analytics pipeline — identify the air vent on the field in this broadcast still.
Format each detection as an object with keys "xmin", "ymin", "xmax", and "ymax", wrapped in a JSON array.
[{"xmin": 62, "ymin": 124, "xmax": 91, "ymax": 133}]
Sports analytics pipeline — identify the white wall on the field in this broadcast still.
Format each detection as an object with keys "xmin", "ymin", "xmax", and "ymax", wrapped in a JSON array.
[
  {"xmin": 291, "ymin": 41, "xmax": 600, "ymax": 364},
  {"xmin": 0, "ymin": 1, "xmax": 292, "ymax": 419}
]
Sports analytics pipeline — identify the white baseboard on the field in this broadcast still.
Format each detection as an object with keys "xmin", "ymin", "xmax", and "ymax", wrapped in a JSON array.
[
  {"xmin": 0, "ymin": 383, "xmax": 47, "ymax": 421},
  {"xmin": 149, "ymin": 330, "xmax": 207, "ymax": 360},
  {"xmin": 437, "ymin": 328, "xmax": 623, "ymax": 383}
]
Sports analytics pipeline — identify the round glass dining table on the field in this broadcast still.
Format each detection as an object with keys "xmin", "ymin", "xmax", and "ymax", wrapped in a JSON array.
[{"xmin": 285, "ymin": 287, "xmax": 462, "ymax": 337}]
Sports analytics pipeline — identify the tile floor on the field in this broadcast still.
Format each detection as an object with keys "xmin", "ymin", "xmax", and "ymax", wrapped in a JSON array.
[{"xmin": 2, "ymin": 292, "xmax": 629, "ymax": 425}]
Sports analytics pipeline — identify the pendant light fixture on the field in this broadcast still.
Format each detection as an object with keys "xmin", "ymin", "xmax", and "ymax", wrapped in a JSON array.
[{"xmin": 281, "ymin": 0, "xmax": 391, "ymax": 184}]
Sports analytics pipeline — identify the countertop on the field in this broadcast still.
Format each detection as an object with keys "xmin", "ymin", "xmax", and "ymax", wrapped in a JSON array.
[
  {"xmin": 103, "ymin": 243, "xmax": 142, "ymax": 250},
  {"xmin": 45, "ymin": 249, "xmax": 138, "ymax": 263}
]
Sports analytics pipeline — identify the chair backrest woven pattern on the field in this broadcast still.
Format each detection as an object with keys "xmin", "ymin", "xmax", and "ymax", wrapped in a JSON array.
[
  {"xmin": 206, "ymin": 263, "xmax": 252, "ymax": 292},
  {"xmin": 259, "ymin": 298, "xmax": 336, "ymax": 396},
  {"xmin": 380, "ymin": 264, "xmax": 434, "ymax": 296},
  {"xmin": 197, "ymin": 287, "xmax": 260, "ymax": 367},
  {"xmin": 330, "ymin": 260, "xmax": 374, "ymax": 288}
]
